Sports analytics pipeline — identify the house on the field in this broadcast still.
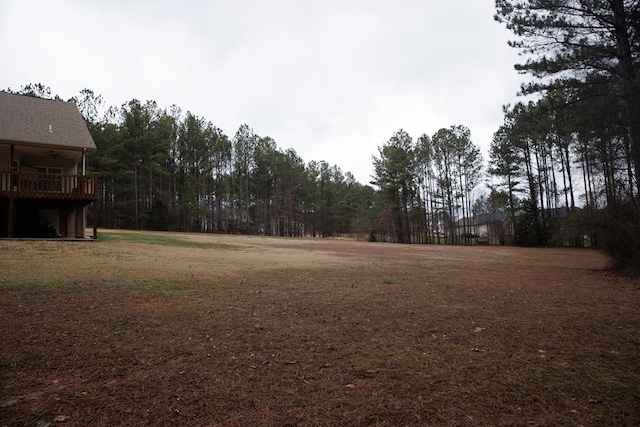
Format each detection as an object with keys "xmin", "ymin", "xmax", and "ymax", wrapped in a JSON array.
[
  {"xmin": 0, "ymin": 92, "xmax": 97, "ymax": 239},
  {"xmin": 475, "ymin": 211, "xmax": 510, "ymax": 245},
  {"xmin": 452, "ymin": 212, "xmax": 513, "ymax": 245},
  {"xmin": 452, "ymin": 216, "xmax": 478, "ymax": 244}
]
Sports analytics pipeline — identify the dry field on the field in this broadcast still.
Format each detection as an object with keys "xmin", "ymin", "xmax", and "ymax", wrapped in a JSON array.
[{"xmin": 1, "ymin": 230, "xmax": 639, "ymax": 426}]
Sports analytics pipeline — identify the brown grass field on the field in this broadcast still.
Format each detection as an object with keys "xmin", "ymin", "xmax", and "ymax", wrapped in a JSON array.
[{"xmin": 1, "ymin": 230, "xmax": 639, "ymax": 426}]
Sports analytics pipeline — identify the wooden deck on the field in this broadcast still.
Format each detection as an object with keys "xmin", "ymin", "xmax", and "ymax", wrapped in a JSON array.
[{"xmin": 0, "ymin": 171, "xmax": 97, "ymax": 201}]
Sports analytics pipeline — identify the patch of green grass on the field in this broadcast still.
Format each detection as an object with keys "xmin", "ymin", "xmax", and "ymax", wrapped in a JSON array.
[{"xmin": 98, "ymin": 231, "xmax": 234, "ymax": 250}]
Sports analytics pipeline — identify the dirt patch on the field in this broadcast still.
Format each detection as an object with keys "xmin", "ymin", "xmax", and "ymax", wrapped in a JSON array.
[{"xmin": 1, "ymin": 230, "xmax": 639, "ymax": 426}]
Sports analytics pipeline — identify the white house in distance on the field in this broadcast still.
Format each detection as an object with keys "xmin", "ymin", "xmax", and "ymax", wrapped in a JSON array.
[{"xmin": 0, "ymin": 92, "xmax": 98, "ymax": 239}]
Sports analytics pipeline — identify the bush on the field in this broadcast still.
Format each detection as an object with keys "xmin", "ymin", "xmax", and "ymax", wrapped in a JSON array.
[{"xmin": 598, "ymin": 202, "xmax": 640, "ymax": 272}]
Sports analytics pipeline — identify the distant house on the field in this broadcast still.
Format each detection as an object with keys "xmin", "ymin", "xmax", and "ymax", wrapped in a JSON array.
[
  {"xmin": 452, "ymin": 216, "xmax": 478, "ymax": 244},
  {"xmin": 475, "ymin": 211, "xmax": 511, "ymax": 245},
  {"xmin": 453, "ymin": 211, "xmax": 512, "ymax": 245},
  {"xmin": 0, "ymin": 92, "xmax": 97, "ymax": 238}
]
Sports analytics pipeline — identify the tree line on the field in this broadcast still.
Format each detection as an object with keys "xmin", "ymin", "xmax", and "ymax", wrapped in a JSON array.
[
  {"xmin": 494, "ymin": 0, "xmax": 640, "ymax": 269},
  {"xmin": 84, "ymin": 97, "xmax": 376, "ymax": 238},
  {"xmin": 80, "ymin": 94, "xmax": 486, "ymax": 244}
]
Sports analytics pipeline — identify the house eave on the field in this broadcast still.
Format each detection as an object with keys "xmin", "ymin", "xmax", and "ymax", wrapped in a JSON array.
[{"xmin": 0, "ymin": 139, "xmax": 96, "ymax": 151}]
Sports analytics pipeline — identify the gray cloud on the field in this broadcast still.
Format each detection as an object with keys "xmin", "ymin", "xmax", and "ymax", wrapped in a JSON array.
[{"xmin": 1, "ymin": 0, "xmax": 524, "ymax": 183}]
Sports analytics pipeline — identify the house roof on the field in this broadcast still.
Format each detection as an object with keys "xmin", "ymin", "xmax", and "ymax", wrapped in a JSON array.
[
  {"xmin": 0, "ymin": 91, "xmax": 96, "ymax": 151},
  {"xmin": 476, "ymin": 211, "xmax": 507, "ymax": 224},
  {"xmin": 453, "ymin": 217, "xmax": 476, "ymax": 227}
]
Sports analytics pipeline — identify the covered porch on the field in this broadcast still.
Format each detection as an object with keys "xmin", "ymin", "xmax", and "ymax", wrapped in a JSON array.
[{"xmin": 0, "ymin": 171, "xmax": 97, "ymax": 239}]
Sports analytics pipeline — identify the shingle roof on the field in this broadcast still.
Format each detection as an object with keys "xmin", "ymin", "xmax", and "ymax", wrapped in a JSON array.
[
  {"xmin": 476, "ymin": 211, "xmax": 507, "ymax": 224},
  {"xmin": 0, "ymin": 91, "xmax": 96, "ymax": 151}
]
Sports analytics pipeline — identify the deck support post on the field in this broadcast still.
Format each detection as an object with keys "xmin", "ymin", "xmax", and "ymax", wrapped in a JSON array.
[
  {"xmin": 93, "ymin": 173, "xmax": 98, "ymax": 240},
  {"xmin": 7, "ymin": 196, "xmax": 14, "ymax": 238},
  {"xmin": 93, "ymin": 201, "xmax": 97, "ymax": 240}
]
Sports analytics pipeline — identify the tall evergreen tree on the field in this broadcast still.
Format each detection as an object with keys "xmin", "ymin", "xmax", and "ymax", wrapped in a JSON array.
[{"xmin": 372, "ymin": 130, "xmax": 417, "ymax": 243}]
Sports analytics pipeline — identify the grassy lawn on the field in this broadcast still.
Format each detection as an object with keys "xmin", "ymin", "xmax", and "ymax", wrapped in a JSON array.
[{"xmin": 1, "ymin": 230, "xmax": 639, "ymax": 426}]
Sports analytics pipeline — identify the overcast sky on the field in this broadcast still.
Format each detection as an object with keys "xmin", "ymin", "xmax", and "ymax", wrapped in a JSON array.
[{"xmin": 1, "ymin": 0, "xmax": 524, "ymax": 184}]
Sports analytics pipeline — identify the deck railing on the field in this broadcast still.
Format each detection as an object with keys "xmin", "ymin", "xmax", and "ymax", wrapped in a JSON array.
[{"xmin": 0, "ymin": 171, "xmax": 97, "ymax": 200}]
